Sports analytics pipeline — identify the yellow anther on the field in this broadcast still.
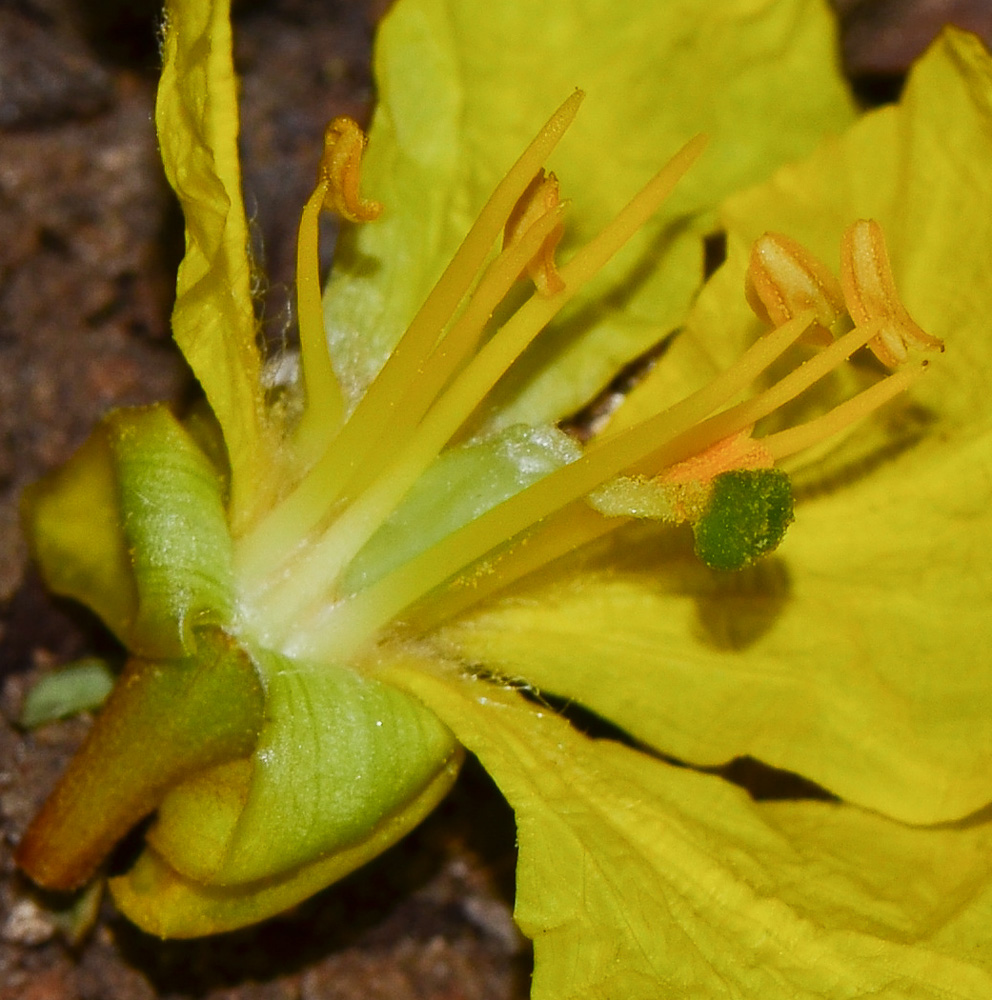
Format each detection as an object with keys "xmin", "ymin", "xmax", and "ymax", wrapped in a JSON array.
[
  {"xmin": 840, "ymin": 218, "xmax": 943, "ymax": 368},
  {"xmin": 746, "ymin": 231, "xmax": 845, "ymax": 345},
  {"xmin": 503, "ymin": 169, "xmax": 566, "ymax": 296},
  {"xmin": 318, "ymin": 116, "xmax": 383, "ymax": 223}
]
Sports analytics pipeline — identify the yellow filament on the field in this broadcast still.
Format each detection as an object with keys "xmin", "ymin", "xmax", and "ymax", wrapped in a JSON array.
[
  {"xmin": 342, "ymin": 202, "xmax": 570, "ymax": 501},
  {"xmin": 629, "ymin": 318, "xmax": 884, "ymax": 476},
  {"xmin": 236, "ymin": 91, "xmax": 585, "ymax": 580},
  {"xmin": 301, "ymin": 511, "xmax": 613, "ymax": 657},
  {"xmin": 291, "ymin": 181, "xmax": 345, "ymax": 461},
  {"xmin": 603, "ymin": 310, "xmax": 814, "ymax": 443},
  {"xmin": 762, "ymin": 363, "xmax": 924, "ymax": 461},
  {"xmin": 399, "ymin": 501, "xmax": 615, "ymax": 636},
  {"xmin": 256, "ymin": 134, "xmax": 707, "ymax": 638}
]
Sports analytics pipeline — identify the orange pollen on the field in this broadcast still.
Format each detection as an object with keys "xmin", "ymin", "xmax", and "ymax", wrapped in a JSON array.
[{"xmin": 659, "ymin": 427, "xmax": 774, "ymax": 486}]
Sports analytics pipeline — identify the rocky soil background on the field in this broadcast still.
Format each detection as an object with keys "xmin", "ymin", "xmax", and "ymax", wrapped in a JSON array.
[{"xmin": 1, "ymin": 1, "xmax": 990, "ymax": 998}]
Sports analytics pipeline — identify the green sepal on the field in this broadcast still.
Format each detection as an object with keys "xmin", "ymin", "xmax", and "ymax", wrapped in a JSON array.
[
  {"xmin": 23, "ymin": 405, "xmax": 235, "ymax": 659},
  {"xmin": 110, "ymin": 406, "xmax": 234, "ymax": 657},
  {"xmin": 692, "ymin": 469, "xmax": 794, "ymax": 571},
  {"xmin": 110, "ymin": 747, "xmax": 461, "ymax": 938},
  {"xmin": 147, "ymin": 644, "xmax": 462, "ymax": 885},
  {"xmin": 15, "ymin": 629, "xmax": 264, "ymax": 891}
]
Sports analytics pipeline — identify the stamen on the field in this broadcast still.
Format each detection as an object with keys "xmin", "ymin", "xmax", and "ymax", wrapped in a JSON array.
[
  {"xmin": 840, "ymin": 219, "xmax": 943, "ymax": 368},
  {"xmin": 255, "ymin": 134, "xmax": 708, "ymax": 641},
  {"xmin": 236, "ymin": 92, "xmax": 585, "ymax": 583},
  {"xmin": 292, "ymin": 123, "xmax": 378, "ymax": 458}
]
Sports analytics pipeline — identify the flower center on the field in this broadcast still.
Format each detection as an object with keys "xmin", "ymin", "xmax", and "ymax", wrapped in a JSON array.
[{"xmin": 232, "ymin": 97, "xmax": 941, "ymax": 663}]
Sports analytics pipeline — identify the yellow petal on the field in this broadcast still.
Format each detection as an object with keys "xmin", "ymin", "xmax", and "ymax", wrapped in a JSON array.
[
  {"xmin": 157, "ymin": 0, "xmax": 275, "ymax": 527},
  {"xmin": 388, "ymin": 663, "xmax": 992, "ymax": 999},
  {"xmin": 433, "ymin": 30, "xmax": 992, "ymax": 826},
  {"xmin": 324, "ymin": 0, "xmax": 855, "ymax": 430}
]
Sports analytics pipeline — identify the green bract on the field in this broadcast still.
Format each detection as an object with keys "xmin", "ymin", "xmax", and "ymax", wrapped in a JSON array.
[{"xmin": 17, "ymin": 0, "xmax": 992, "ymax": 996}]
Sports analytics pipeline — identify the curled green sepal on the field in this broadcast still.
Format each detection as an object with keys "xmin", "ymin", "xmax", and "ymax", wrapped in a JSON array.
[
  {"xmin": 111, "ymin": 406, "xmax": 234, "ymax": 657},
  {"xmin": 692, "ymin": 468, "xmax": 794, "ymax": 571},
  {"xmin": 23, "ymin": 404, "xmax": 234, "ymax": 659},
  {"xmin": 109, "ymin": 751, "xmax": 459, "ymax": 938},
  {"xmin": 111, "ymin": 646, "xmax": 463, "ymax": 936},
  {"xmin": 15, "ymin": 629, "xmax": 265, "ymax": 891}
]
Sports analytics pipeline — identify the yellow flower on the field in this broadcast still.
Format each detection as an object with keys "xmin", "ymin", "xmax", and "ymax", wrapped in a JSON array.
[{"xmin": 17, "ymin": 0, "xmax": 992, "ymax": 995}]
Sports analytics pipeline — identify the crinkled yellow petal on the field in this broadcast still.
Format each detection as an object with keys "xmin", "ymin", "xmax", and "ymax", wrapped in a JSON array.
[
  {"xmin": 158, "ymin": 0, "xmax": 273, "ymax": 527},
  {"xmin": 324, "ymin": 0, "xmax": 854, "ymax": 429},
  {"xmin": 432, "ymin": 31, "xmax": 992, "ymax": 826},
  {"xmin": 388, "ymin": 663, "xmax": 992, "ymax": 1000}
]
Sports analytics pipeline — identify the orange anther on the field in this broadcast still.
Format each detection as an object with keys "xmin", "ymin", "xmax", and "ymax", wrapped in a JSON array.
[
  {"xmin": 504, "ymin": 169, "xmax": 566, "ymax": 296},
  {"xmin": 746, "ymin": 231, "xmax": 845, "ymax": 345},
  {"xmin": 840, "ymin": 219, "xmax": 943, "ymax": 368},
  {"xmin": 318, "ymin": 116, "xmax": 383, "ymax": 223}
]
